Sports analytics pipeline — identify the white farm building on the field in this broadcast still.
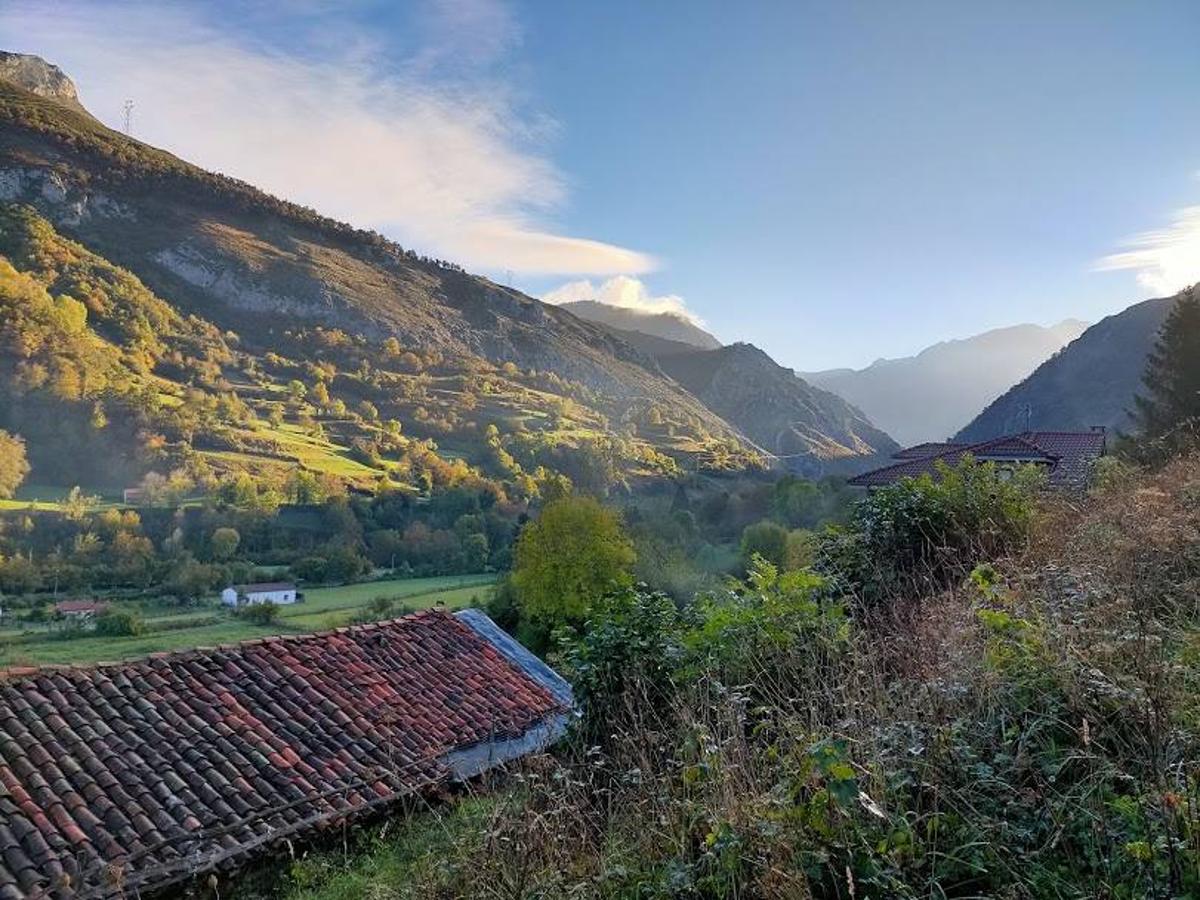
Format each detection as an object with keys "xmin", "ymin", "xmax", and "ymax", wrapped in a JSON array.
[{"xmin": 222, "ymin": 582, "xmax": 299, "ymax": 607}]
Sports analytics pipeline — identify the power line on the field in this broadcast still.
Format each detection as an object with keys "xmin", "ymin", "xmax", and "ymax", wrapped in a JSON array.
[{"xmin": 122, "ymin": 99, "xmax": 134, "ymax": 135}]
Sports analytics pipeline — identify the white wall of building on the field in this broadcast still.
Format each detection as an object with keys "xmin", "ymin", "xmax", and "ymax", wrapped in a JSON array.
[{"xmin": 245, "ymin": 588, "xmax": 297, "ymax": 605}]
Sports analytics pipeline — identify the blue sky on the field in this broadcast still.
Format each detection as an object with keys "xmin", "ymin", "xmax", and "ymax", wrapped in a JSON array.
[{"xmin": 3, "ymin": 1, "xmax": 1200, "ymax": 369}]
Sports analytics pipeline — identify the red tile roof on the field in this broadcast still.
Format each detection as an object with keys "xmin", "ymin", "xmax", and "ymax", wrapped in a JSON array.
[
  {"xmin": 891, "ymin": 441, "xmax": 965, "ymax": 459},
  {"xmin": 0, "ymin": 611, "xmax": 567, "ymax": 898},
  {"xmin": 52, "ymin": 601, "xmax": 109, "ymax": 615},
  {"xmin": 850, "ymin": 430, "xmax": 1105, "ymax": 489}
]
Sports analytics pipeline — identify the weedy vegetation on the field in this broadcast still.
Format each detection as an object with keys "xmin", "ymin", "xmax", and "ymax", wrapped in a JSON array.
[{"xmin": 237, "ymin": 453, "xmax": 1200, "ymax": 899}]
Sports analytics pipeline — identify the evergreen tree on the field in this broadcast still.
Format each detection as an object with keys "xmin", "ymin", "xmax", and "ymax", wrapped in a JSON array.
[{"xmin": 1136, "ymin": 286, "xmax": 1200, "ymax": 440}]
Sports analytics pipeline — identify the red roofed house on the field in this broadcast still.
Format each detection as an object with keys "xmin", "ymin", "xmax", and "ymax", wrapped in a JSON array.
[
  {"xmin": 52, "ymin": 599, "xmax": 110, "ymax": 621},
  {"xmin": 848, "ymin": 429, "xmax": 1106, "ymax": 491},
  {"xmin": 0, "ymin": 609, "xmax": 573, "ymax": 898}
]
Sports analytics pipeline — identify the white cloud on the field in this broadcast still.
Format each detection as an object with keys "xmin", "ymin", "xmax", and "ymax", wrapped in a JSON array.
[
  {"xmin": 1096, "ymin": 205, "xmax": 1200, "ymax": 295},
  {"xmin": 541, "ymin": 276, "xmax": 705, "ymax": 326},
  {"xmin": 0, "ymin": 0, "xmax": 654, "ymax": 277}
]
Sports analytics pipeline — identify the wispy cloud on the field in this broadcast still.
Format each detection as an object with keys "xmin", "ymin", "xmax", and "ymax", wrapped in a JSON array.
[
  {"xmin": 541, "ymin": 276, "xmax": 705, "ymax": 326},
  {"xmin": 0, "ymin": 0, "xmax": 655, "ymax": 277},
  {"xmin": 1096, "ymin": 204, "xmax": 1200, "ymax": 295}
]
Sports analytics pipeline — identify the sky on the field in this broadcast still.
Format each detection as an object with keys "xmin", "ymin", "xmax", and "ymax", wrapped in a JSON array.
[{"xmin": 2, "ymin": 0, "xmax": 1199, "ymax": 369}]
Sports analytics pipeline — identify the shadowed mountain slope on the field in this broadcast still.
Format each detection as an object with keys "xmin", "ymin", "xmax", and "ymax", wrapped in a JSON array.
[
  {"xmin": 805, "ymin": 320, "xmax": 1087, "ymax": 445},
  {"xmin": 955, "ymin": 299, "xmax": 1173, "ymax": 442},
  {"xmin": 558, "ymin": 300, "xmax": 721, "ymax": 350},
  {"xmin": 658, "ymin": 343, "xmax": 899, "ymax": 476}
]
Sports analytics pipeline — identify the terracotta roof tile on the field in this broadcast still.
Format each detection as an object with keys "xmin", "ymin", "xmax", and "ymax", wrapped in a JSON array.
[
  {"xmin": 0, "ymin": 610, "xmax": 567, "ymax": 897},
  {"xmin": 891, "ymin": 441, "xmax": 966, "ymax": 459}
]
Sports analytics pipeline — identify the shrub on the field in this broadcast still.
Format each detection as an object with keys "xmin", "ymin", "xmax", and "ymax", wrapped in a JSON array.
[
  {"xmin": 738, "ymin": 519, "xmax": 788, "ymax": 571},
  {"xmin": 557, "ymin": 584, "xmax": 686, "ymax": 743},
  {"xmin": 817, "ymin": 455, "xmax": 1042, "ymax": 606},
  {"xmin": 94, "ymin": 609, "xmax": 144, "ymax": 637},
  {"xmin": 238, "ymin": 602, "xmax": 280, "ymax": 626},
  {"xmin": 291, "ymin": 556, "xmax": 329, "ymax": 583}
]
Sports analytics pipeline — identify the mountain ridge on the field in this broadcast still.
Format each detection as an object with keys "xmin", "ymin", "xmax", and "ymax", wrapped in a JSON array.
[
  {"xmin": 0, "ymin": 54, "xmax": 901, "ymax": 483},
  {"xmin": 0, "ymin": 65, "xmax": 773, "ymax": 489},
  {"xmin": 658, "ymin": 342, "xmax": 899, "ymax": 476},
  {"xmin": 803, "ymin": 319, "xmax": 1088, "ymax": 445},
  {"xmin": 557, "ymin": 299, "xmax": 722, "ymax": 350},
  {"xmin": 955, "ymin": 299, "xmax": 1173, "ymax": 442}
]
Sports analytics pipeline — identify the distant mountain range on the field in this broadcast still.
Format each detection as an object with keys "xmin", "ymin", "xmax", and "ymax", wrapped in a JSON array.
[
  {"xmin": 803, "ymin": 320, "xmax": 1088, "ymax": 445},
  {"xmin": 956, "ymin": 299, "xmax": 1173, "ymax": 442},
  {"xmin": 558, "ymin": 300, "xmax": 722, "ymax": 350}
]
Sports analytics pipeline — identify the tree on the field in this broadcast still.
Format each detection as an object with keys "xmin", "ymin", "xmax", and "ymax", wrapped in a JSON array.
[
  {"xmin": 164, "ymin": 558, "xmax": 219, "ymax": 604},
  {"xmin": 0, "ymin": 430, "xmax": 30, "ymax": 499},
  {"xmin": 512, "ymin": 496, "xmax": 635, "ymax": 624},
  {"xmin": 740, "ymin": 520, "xmax": 790, "ymax": 571},
  {"xmin": 1136, "ymin": 286, "xmax": 1200, "ymax": 441},
  {"xmin": 210, "ymin": 527, "xmax": 241, "ymax": 561}
]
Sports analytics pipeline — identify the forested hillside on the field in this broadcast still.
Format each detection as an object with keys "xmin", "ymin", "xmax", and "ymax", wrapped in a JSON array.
[
  {"xmin": 0, "ymin": 75, "xmax": 769, "ymax": 496},
  {"xmin": 0, "ymin": 58, "xmax": 908, "ymax": 487}
]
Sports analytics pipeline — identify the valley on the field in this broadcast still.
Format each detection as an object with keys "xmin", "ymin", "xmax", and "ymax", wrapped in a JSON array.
[{"xmin": 0, "ymin": 33, "xmax": 1198, "ymax": 900}]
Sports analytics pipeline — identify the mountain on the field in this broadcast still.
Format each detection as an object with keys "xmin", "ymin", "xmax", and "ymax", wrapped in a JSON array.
[
  {"xmin": 0, "ymin": 55, "xmax": 906, "ymax": 488},
  {"xmin": 577, "ymin": 321, "xmax": 706, "ymax": 361},
  {"xmin": 559, "ymin": 303, "xmax": 899, "ymax": 476},
  {"xmin": 803, "ymin": 320, "xmax": 1088, "ymax": 445},
  {"xmin": 0, "ymin": 59, "xmax": 767, "ymax": 492},
  {"xmin": 0, "ymin": 51, "xmax": 91, "ymax": 116},
  {"xmin": 955, "ymin": 298, "xmax": 1173, "ymax": 442},
  {"xmin": 657, "ymin": 343, "xmax": 899, "ymax": 477},
  {"xmin": 558, "ymin": 300, "xmax": 722, "ymax": 350}
]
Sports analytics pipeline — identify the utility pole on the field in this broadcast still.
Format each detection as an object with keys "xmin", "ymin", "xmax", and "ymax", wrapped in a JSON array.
[{"xmin": 122, "ymin": 99, "xmax": 134, "ymax": 136}]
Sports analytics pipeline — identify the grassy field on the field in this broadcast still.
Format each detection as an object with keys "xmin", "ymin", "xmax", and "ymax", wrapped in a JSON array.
[{"xmin": 0, "ymin": 574, "xmax": 497, "ymax": 667}]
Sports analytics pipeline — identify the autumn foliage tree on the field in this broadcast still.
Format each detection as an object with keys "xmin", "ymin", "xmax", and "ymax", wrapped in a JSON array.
[{"xmin": 0, "ymin": 430, "xmax": 30, "ymax": 499}]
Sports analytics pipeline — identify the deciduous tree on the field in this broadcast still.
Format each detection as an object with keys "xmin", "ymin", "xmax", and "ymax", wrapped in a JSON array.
[
  {"xmin": 512, "ymin": 496, "xmax": 635, "ymax": 624},
  {"xmin": 0, "ymin": 430, "xmax": 30, "ymax": 499}
]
